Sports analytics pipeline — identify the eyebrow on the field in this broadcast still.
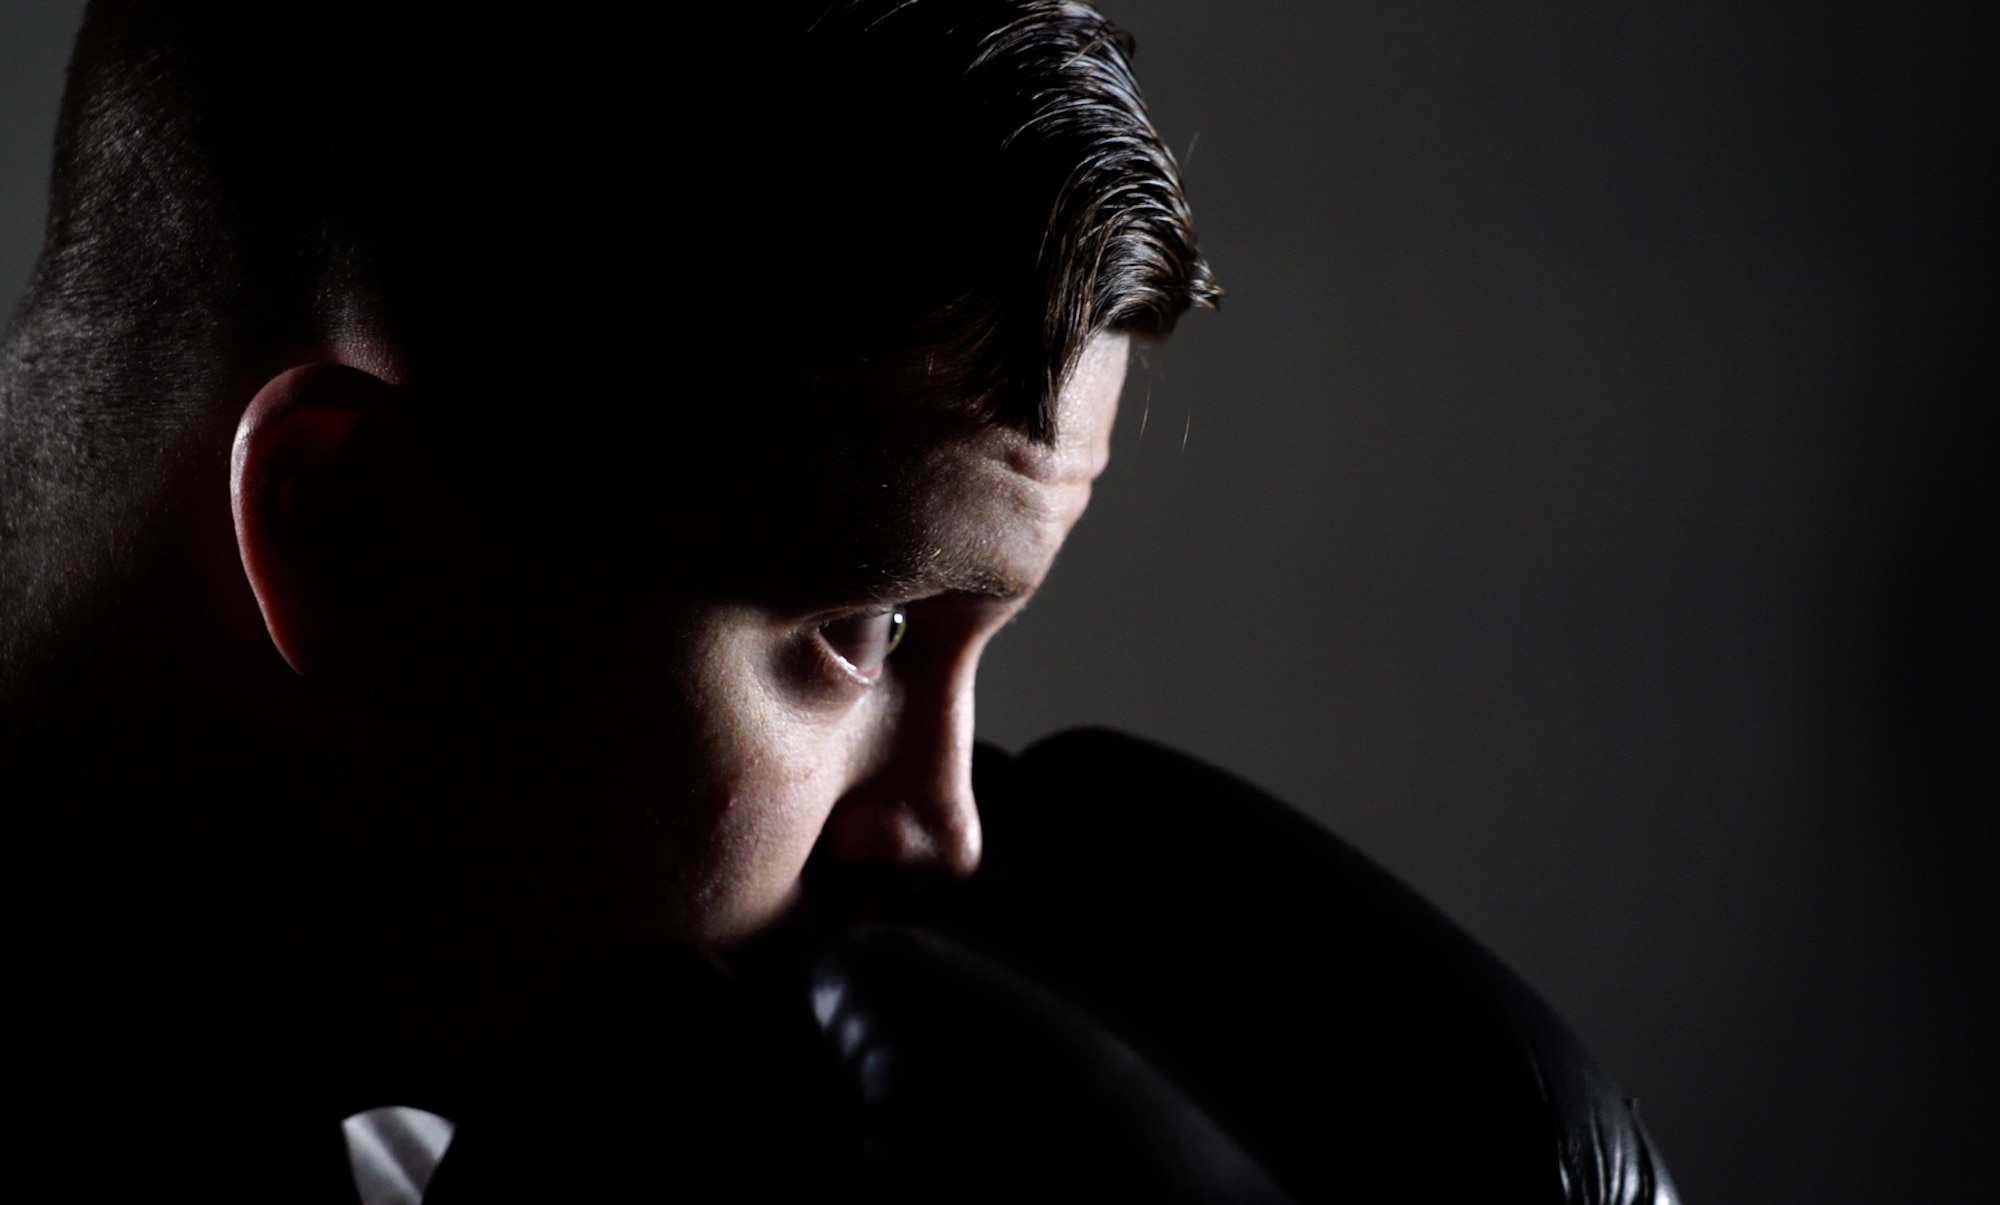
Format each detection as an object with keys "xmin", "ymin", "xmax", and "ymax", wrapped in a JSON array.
[{"xmin": 847, "ymin": 541, "xmax": 1037, "ymax": 604}]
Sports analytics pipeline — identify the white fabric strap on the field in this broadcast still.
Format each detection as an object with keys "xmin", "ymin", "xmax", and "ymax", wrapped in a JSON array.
[{"xmin": 342, "ymin": 1106, "xmax": 456, "ymax": 1205}]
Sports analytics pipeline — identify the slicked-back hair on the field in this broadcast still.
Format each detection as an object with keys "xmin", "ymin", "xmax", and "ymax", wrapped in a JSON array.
[
  {"xmin": 0, "ymin": 0, "xmax": 1214, "ymax": 675},
  {"xmin": 793, "ymin": 0, "xmax": 1219, "ymax": 437}
]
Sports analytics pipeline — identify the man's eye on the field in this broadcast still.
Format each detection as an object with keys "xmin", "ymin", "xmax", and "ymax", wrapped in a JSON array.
[{"xmin": 818, "ymin": 606, "xmax": 908, "ymax": 676}]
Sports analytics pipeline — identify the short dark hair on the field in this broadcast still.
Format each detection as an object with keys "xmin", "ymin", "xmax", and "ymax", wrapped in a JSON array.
[
  {"xmin": 0, "ymin": 0, "xmax": 1214, "ymax": 679},
  {"xmin": 788, "ymin": 0, "xmax": 1220, "ymax": 436}
]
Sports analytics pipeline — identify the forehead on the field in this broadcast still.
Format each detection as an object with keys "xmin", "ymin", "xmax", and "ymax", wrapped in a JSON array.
[{"xmin": 669, "ymin": 335, "xmax": 1127, "ymax": 608}]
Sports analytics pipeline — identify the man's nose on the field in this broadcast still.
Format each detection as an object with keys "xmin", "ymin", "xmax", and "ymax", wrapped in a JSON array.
[{"xmin": 819, "ymin": 673, "xmax": 983, "ymax": 880}]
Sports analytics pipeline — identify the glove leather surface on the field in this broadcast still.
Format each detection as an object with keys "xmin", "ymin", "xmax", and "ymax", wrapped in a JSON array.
[{"xmin": 429, "ymin": 728, "xmax": 1679, "ymax": 1204}]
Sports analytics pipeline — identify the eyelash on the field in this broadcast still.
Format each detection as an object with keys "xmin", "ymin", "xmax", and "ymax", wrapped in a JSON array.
[{"xmin": 811, "ymin": 605, "xmax": 909, "ymax": 685}]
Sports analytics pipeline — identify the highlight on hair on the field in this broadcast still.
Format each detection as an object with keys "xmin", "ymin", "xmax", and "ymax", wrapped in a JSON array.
[{"xmin": 805, "ymin": 0, "xmax": 1220, "ymax": 439}]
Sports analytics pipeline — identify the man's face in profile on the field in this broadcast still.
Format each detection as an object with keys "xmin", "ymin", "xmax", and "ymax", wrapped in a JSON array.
[{"xmin": 494, "ymin": 333, "xmax": 1129, "ymax": 953}]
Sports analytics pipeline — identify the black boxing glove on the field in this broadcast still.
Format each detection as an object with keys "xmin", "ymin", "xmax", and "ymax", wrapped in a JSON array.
[
  {"xmin": 421, "ymin": 943, "xmax": 863, "ymax": 1201},
  {"xmin": 885, "ymin": 728, "xmax": 1679, "ymax": 1204},
  {"xmin": 810, "ymin": 923, "xmax": 1294, "ymax": 1203},
  {"xmin": 430, "ymin": 729, "xmax": 1678, "ymax": 1203}
]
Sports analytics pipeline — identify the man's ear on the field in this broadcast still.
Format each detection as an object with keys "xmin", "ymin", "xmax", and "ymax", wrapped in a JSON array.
[{"xmin": 231, "ymin": 363, "xmax": 409, "ymax": 677}]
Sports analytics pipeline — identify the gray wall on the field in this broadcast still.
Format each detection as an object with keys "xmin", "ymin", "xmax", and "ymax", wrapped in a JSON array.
[
  {"xmin": 6, "ymin": 4, "xmax": 1992, "ymax": 1200},
  {"xmin": 0, "ymin": 3, "xmax": 77, "ymax": 313}
]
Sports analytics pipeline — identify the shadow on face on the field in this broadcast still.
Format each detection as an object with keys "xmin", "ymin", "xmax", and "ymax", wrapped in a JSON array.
[{"xmin": 578, "ymin": 332, "xmax": 1133, "ymax": 953}]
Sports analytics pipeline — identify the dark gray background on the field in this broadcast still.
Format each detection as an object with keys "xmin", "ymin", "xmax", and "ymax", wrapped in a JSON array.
[{"xmin": 5, "ymin": 4, "xmax": 1992, "ymax": 1200}]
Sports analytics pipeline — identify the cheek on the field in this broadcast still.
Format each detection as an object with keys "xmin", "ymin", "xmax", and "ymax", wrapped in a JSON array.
[
  {"xmin": 626, "ymin": 620, "xmax": 887, "ymax": 947},
  {"xmin": 720, "ymin": 735, "xmax": 839, "ymax": 853}
]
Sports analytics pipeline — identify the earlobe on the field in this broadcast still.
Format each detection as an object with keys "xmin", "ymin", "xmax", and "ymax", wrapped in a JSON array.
[{"xmin": 231, "ymin": 363, "xmax": 406, "ymax": 677}]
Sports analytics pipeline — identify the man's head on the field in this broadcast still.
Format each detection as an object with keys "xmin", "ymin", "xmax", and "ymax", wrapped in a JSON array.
[{"xmin": 4, "ymin": 0, "xmax": 1212, "ymax": 1053}]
